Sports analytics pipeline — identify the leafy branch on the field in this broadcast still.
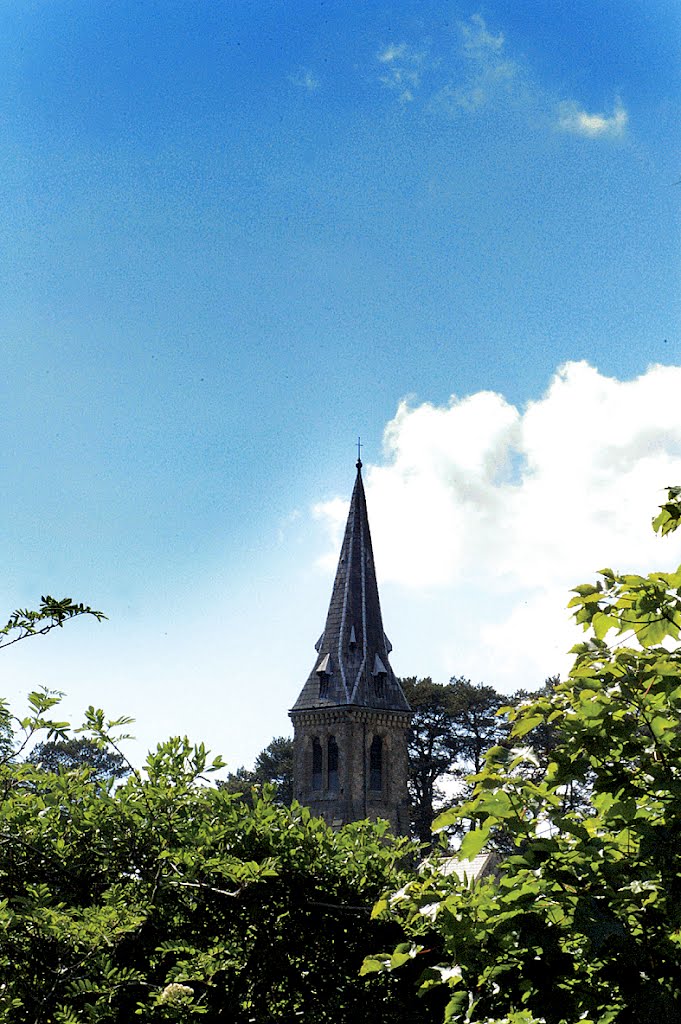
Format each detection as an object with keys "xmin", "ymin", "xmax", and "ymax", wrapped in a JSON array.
[{"xmin": 0, "ymin": 596, "xmax": 106, "ymax": 652}]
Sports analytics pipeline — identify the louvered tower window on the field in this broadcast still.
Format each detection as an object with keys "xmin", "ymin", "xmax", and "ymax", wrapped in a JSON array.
[
  {"xmin": 328, "ymin": 735, "xmax": 339, "ymax": 791},
  {"xmin": 311, "ymin": 738, "xmax": 323, "ymax": 790},
  {"xmin": 369, "ymin": 735, "xmax": 383, "ymax": 791}
]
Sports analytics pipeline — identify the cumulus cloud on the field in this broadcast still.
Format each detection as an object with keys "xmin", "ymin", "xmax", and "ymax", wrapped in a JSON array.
[
  {"xmin": 557, "ymin": 99, "xmax": 628, "ymax": 138},
  {"xmin": 313, "ymin": 363, "xmax": 681, "ymax": 691}
]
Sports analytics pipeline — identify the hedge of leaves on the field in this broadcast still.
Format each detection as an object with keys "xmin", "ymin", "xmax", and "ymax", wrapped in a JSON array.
[{"xmin": 0, "ymin": 699, "xmax": 439, "ymax": 1023}]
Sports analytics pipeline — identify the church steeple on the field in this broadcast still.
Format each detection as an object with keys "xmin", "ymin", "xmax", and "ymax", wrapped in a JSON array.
[
  {"xmin": 290, "ymin": 458, "xmax": 412, "ymax": 834},
  {"xmin": 291, "ymin": 458, "xmax": 410, "ymax": 713}
]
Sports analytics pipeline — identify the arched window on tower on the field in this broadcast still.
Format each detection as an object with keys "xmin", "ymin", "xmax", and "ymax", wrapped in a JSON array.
[
  {"xmin": 311, "ymin": 738, "xmax": 322, "ymax": 790},
  {"xmin": 328, "ymin": 735, "xmax": 339, "ymax": 791},
  {"xmin": 369, "ymin": 735, "xmax": 383, "ymax": 792}
]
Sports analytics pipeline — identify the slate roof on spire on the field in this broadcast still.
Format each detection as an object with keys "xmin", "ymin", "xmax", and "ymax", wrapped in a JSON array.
[{"xmin": 291, "ymin": 460, "xmax": 410, "ymax": 712}]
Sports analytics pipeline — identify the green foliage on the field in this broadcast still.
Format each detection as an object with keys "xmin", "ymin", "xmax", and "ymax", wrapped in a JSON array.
[
  {"xmin": 219, "ymin": 735, "xmax": 293, "ymax": 805},
  {"xmin": 27, "ymin": 736, "xmax": 131, "ymax": 781},
  {"xmin": 0, "ymin": 598, "xmax": 432, "ymax": 1021},
  {"xmin": 2, "ymin": 687, "xmax": 75, "ymax": 765},
  {"xmin": 401, "ymin": 677, "xmax": 509, "ymax": 844},
  {"xmin": 0, "ymin": 697, "xmax": 433, "ymax": 1023},
  {"xmin": 447, "ymin": 678, "xmax": 508, "ymax": 776},
  {"xmin": 652, "ymin": 484, "xmax": 681, "ymax": 537},
  {"xmin": 0, "ymin": 596, "xmax": 105, "ymax": 652},
  {"xmin": 253, "ymin": 735, "xmax": 293, "ymax": 803},
  {"xmin": 368, "ymin": 489, "xmax": 681, "ymax": 1023},
  {"xmin": 0, "ymin": 699, "xmax": 13, "ymax": 761},
  {"xmin": 401, "ymin": 677, "xmax": 461, "ymax": 843},
  {"xmin": 0, "ymin": 597, "xmax": 105, "ymax": 764}
]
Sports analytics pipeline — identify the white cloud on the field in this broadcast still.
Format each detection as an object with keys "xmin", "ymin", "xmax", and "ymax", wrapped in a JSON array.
[
  {"xmin": 313, "ymin": 363, "xmax": 681, "ymax": 691},
  {"xmin": 376, "ymin": 18, "xmax": 515, "ymax": 112},
  {"xmin": 460, "ymin": 12, "xmax": 505, "ymax": 59},
  {"xmin": 288, "ymin": 67, "xmax": 320, "ymax": 92},
  {"xmin": 376, "ymin": 42, "xmax": 427, "ymax": 103},
  {"xmin": 557, "ymin": 99, "xmax": 628, "ymax": 138},
  {"xmin": 375, "ymin": 15, "xmax": 627, "ymax": 142},
  {"xmin": 378, "ymin": 43, "xmax": 409, "ymax": 64},
  {"xmin": 377, "ymin": 15, "xmax": 515, "ymax": 115},
  {"xmin": 432, "ymin": 13, "xmax": 519, "ymax": 115},
  {"xmin": 312, "ymin": 497, "xmax": 347, "ymax": 569},
  {"xmin": 276, "ymin": 507, "xmax": 301, "ymax": 546}
]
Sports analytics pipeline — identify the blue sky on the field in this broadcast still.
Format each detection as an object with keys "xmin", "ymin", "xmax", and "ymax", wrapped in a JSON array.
[{"xmin": 2, "ymin": 1, "xmax": 681, "ymax": 769}]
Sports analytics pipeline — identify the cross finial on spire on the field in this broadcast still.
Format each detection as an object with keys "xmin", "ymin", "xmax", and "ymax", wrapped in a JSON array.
[{"xmin": 356, "ymin": 436, "xmax": 363, "ymax": 470}]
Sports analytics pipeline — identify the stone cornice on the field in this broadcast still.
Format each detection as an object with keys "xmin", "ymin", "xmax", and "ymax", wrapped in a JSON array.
[{"xmin": 290, "ymin": 705, "xmax": 412, "ymax": 729}]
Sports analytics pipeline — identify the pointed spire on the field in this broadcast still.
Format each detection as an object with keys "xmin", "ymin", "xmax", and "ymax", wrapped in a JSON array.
[{"xmin": 291, "ymin": 458, "xmax": 410, "ymax": 712}]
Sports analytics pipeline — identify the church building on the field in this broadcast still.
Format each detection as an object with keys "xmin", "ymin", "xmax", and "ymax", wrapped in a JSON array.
[{"xmin": 289, "ymin": 457, "xmax": 412, "ymax": 834}]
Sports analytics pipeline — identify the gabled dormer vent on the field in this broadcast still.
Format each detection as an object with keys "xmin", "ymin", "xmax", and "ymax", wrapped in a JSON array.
[
  {"xmin": 372, "ymin": 654, "xmax": 387, "ymax": 698},
  {"xmin": 315, "ymin": 633, "xmax": 324, "ymax": 654},
  {"xmin": 317, "ymin": 653, "xmax": 331, "ymax": 699},
  {"xmin": 349, "ymin": 625, "xmax": 357, "ymax": 648}
]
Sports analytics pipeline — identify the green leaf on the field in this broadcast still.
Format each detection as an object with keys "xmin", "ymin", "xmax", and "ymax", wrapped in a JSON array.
[
  {"xmin": 389, "ymin": 942, "xmax": 421, "ymax": 969},
  {"xmin": 477, "ymin": 790, "xmax": 513, "ymax": 817},
  {"xmin": 432, "ymin": 806, "xmax": 461, "ymax": 833},
  {"xmin": 592, "ymin": 612, "xmax": 620, "ymax": 640},
  {"xmin": 458, "ymin": 823, "xmax": 491, "ymax": 860},
  {"xmin": 513, "ymin": 714, "xmax": 544, "ymax": 737},
  {"xmin": 636, "ymin": 616, "xmax": 675, "ymax": 647},
  {"xmin": 572, "ymin": 584, "xmax": 601, "ymax": 597},
  {"xmin": 359, "ymin": 955, "xmax": 390, "ymax": 976},
  {"xmin": 650, "ymin": 715, "xmax": 676, "ymax": 740}
]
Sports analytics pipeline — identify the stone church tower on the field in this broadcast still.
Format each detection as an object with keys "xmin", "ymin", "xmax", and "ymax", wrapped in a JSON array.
[{"xmin": 289, "ymin": 458, "xmax": 412, "ymax": 834}]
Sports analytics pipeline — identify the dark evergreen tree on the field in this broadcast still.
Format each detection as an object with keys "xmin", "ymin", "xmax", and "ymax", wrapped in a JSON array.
[
  {"xmin": 27, "ymin": 736, "xmax": 130, "ymax": 781},
  {"xmin": 448, "ymin": 676, "xmax": 507, "ymax": 776},
  {"xmin": 400, "ymin": 677, "xmax": 460, "ymax": 843},
  {"xmin": 254, "ymin": 735, "xmax": 293, "ymax": 803},
  {"xmin": 401, "ymin": 676, "xmax": 508, "ymax": 844},
  {"xmin": 221, "ymin": 735, "xmax": 293, "ymax": 805}
]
